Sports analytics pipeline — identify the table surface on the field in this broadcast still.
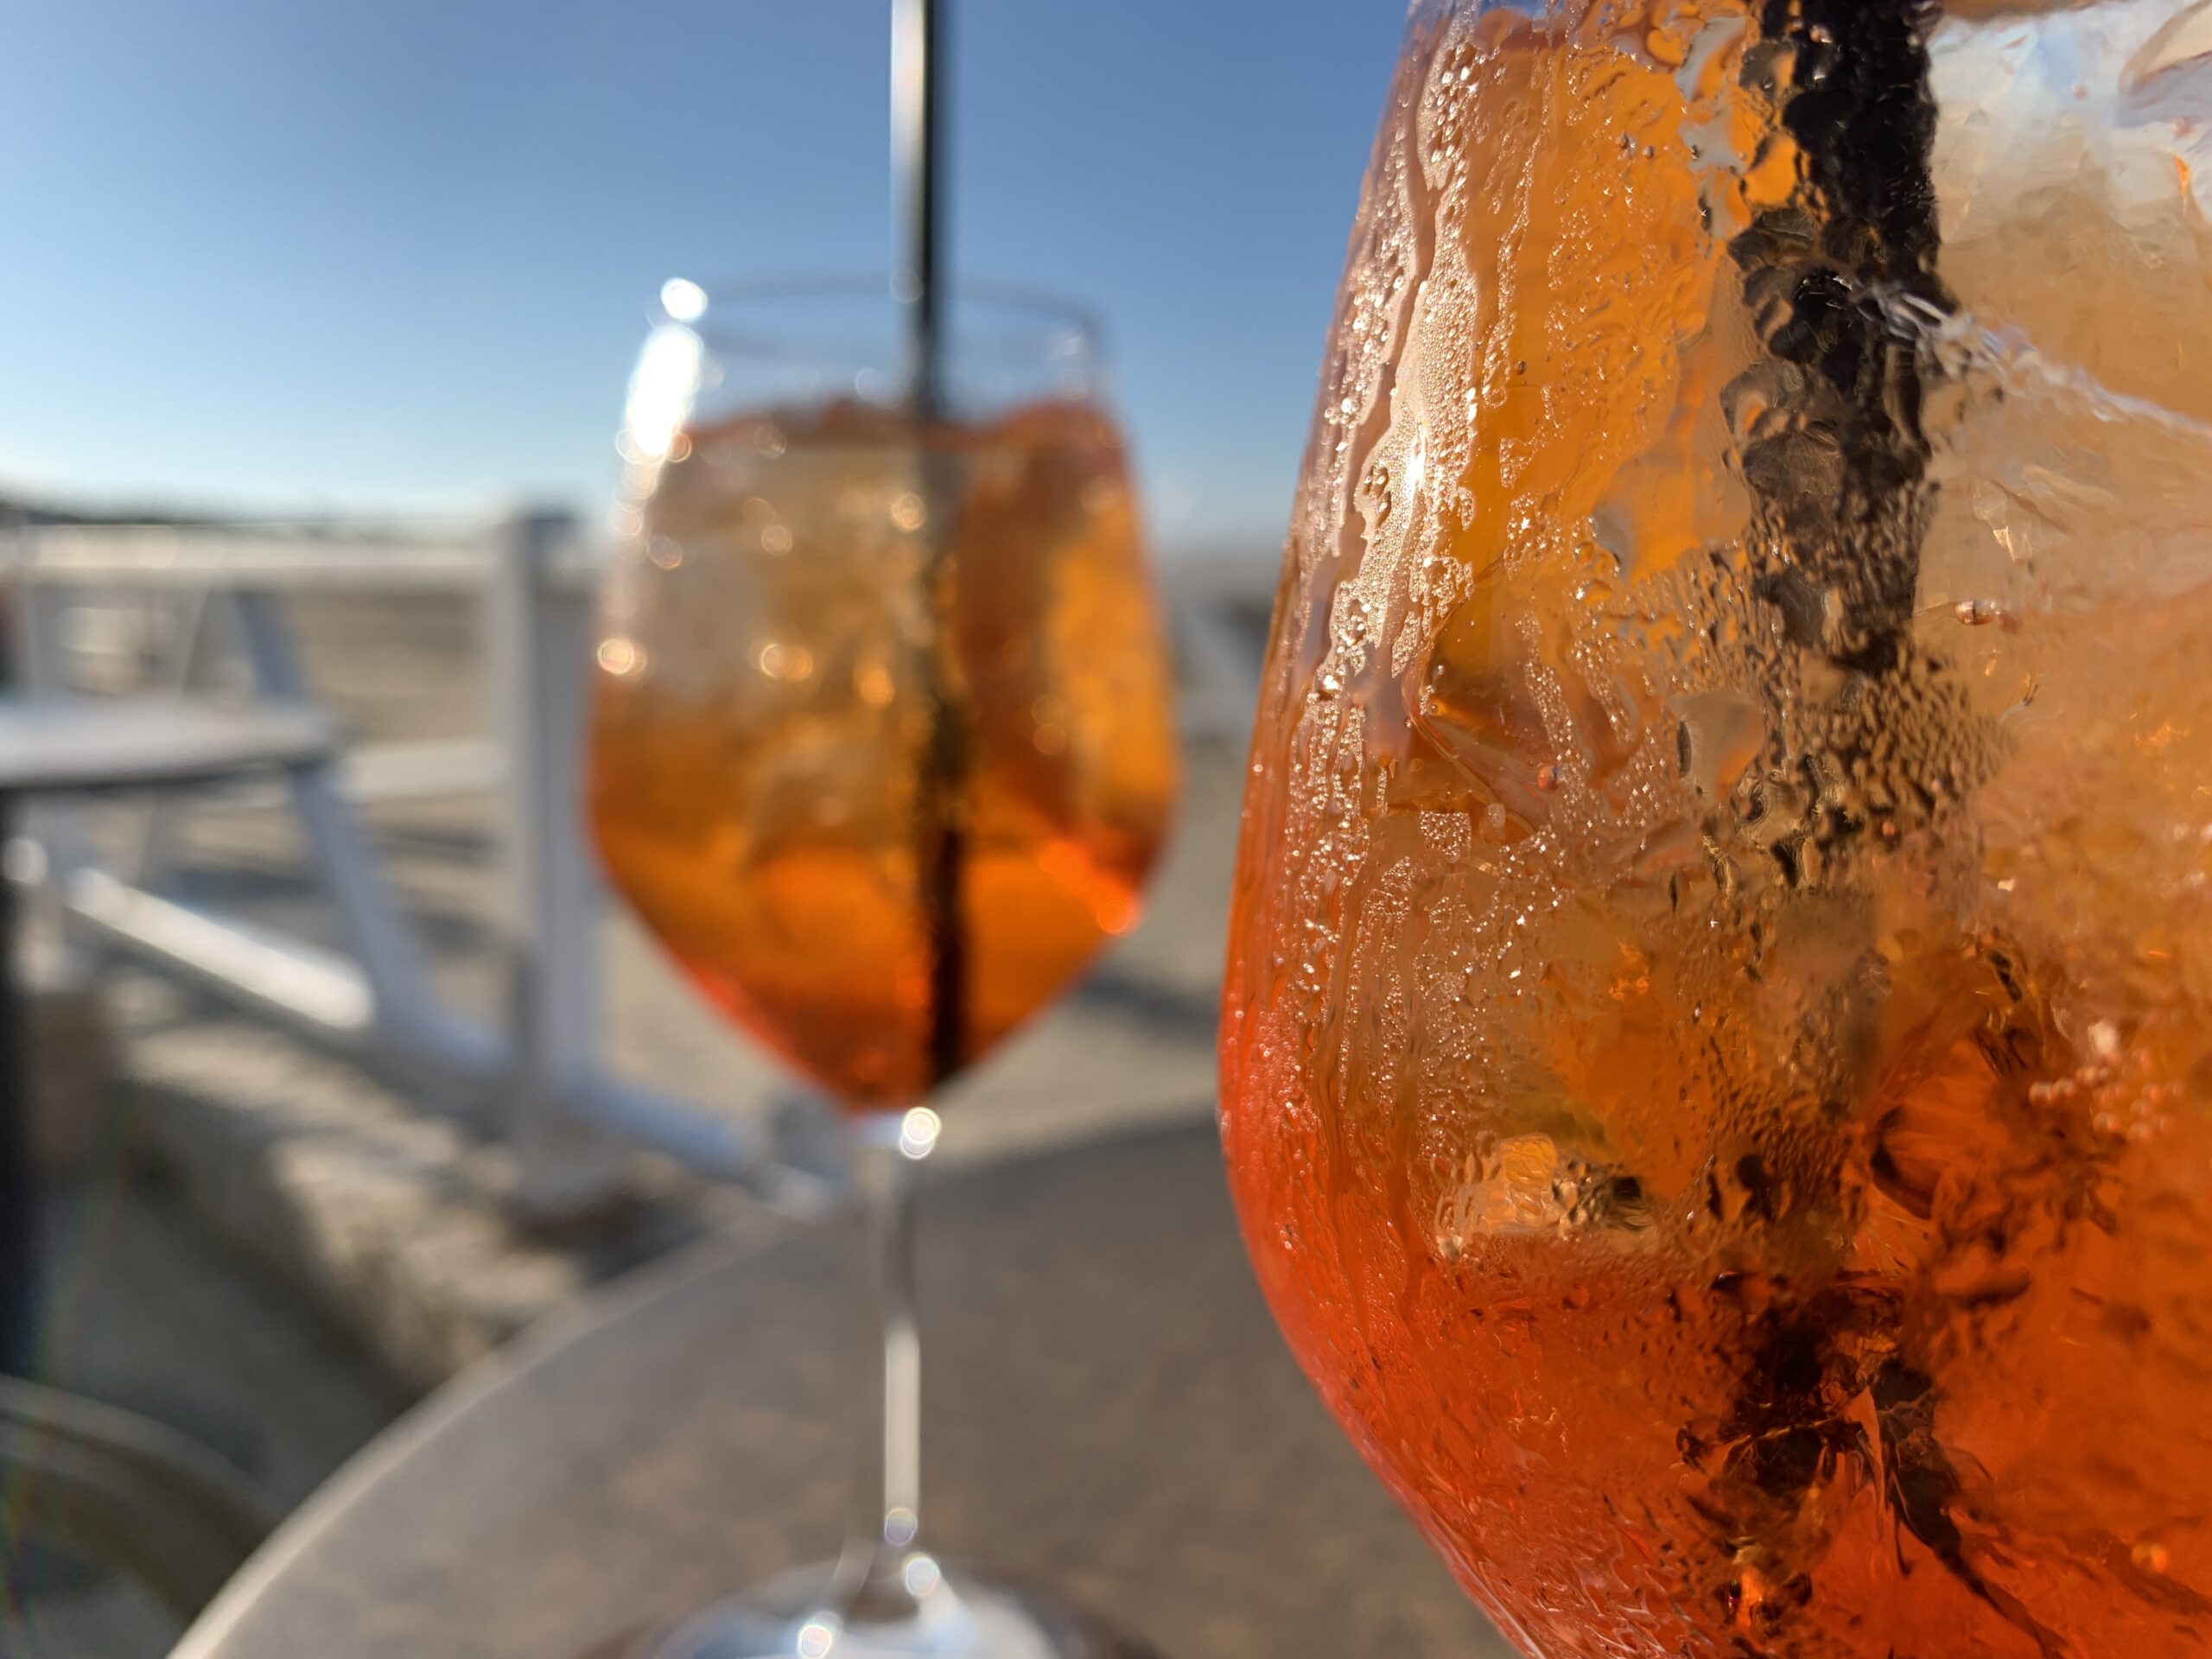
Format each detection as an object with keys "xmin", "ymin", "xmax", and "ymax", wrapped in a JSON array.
[
  {"xmin": 0, "ymin": 696, "xmax": 335, "ymax": 795},
  {"xmin": 170, "ymin": 1125, "xmax": 1512, "ymax": 1659},
  {"xmin": 0, "ymin": 694, "xmax": 340, "ymax": 1373}
]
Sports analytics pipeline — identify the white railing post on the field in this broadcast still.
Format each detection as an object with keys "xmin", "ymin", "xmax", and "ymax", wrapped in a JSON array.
[
  {"xmin": 489, "ymin": 509, "xmax": 629, "ymax": 1216},
  {"xmin": 228, "ymin": 589, "xmax": 495, "ymax": 1073}
]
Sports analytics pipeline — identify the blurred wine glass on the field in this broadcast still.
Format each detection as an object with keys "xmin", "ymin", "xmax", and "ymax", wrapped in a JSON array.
[{"xmin": 590, "ymin": 281, "xmax": 1176, "ymax": 1659}]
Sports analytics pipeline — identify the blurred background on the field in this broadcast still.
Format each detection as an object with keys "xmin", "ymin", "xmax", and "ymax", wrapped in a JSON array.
[
  {"xmin": 0, "ymin": 4, "xmax": 1402, "ymax": 1655},
  {"xmin": 3, "ymin": 0, "xmax": 1397, "ymax": 550}
]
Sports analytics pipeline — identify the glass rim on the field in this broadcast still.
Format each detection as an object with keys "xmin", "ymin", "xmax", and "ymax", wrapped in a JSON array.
[{"xmin": 652, "ymin": 275, "xmax": 1109, "ymax": 371}]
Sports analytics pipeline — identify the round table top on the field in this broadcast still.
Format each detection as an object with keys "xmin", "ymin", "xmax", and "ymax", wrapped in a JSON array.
[
  {"xmin": 171, "ymin": 1125, "xmax": 1510, "ymax": 1659},
  {"xmin": 0, "ymin": 696, "xmax": 335, "ymax": 795}
]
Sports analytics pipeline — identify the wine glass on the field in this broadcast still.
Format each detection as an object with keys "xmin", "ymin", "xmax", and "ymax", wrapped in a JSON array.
[
  {"xmin": 589, "ymin": 281, "xmax": 1178, "ymax": 1658},
  {"xmin": 1221, "ymin": 3, "xmax": 2212, "ymax": 1656}
]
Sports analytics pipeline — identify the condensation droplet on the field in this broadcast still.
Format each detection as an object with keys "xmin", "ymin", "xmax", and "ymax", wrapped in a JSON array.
[{"xmin": 1955, "ymin": 597, "xmax": 2004, "ymax": 626}]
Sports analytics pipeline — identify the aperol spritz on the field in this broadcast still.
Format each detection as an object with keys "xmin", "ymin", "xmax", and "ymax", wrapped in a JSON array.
[
  {"xmin": 593, "ymin": 397, "xmax": 1175, "ymax": 1108},
  {"xmin": 594, "ymin": 284, "xmax": 1175, "ymax": 1659},
  {"xmin": 1222, "ymin": 3, "xmax": 2212, "ymax": 1655}
]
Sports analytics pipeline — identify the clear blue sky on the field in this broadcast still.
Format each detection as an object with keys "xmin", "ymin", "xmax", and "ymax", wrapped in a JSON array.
[{"xmin": 0, "ymin": 1, "xmax": 1404, "ymax": 556}]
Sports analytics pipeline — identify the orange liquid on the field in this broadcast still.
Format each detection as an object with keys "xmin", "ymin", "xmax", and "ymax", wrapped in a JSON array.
[
  {"xmin": 592, "ymin": 399, "xmax": 1177, "ymax": 1107},
  {"xmin": 1223, "ymin": 3, "xmax": 2212, "ymax": 1654}
]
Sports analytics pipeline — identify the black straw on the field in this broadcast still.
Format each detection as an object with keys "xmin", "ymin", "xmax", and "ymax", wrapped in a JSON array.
[
  {"xmin": 894, "ymin": 0, "xmax": 967, "ymax": 1090},
  {"xmin": 893, "ymin": 0, "xmax": 946, "ymax": 416}
]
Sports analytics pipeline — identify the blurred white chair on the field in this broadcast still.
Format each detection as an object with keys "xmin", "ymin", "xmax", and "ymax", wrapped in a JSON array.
[{"xmin": 1, "ymin": 516, "xmax": 773, "ymax": 1222}]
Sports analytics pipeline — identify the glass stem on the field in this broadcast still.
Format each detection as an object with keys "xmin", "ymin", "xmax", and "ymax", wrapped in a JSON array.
[{"xmin": 837, "ymin": 1113, "xmax": 932, "ymax": 1625}]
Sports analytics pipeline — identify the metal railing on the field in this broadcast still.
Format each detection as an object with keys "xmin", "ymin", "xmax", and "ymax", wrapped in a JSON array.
[{"xmin": 2, "ymin": 512, "xmax": 1261, "ymax": 1217}]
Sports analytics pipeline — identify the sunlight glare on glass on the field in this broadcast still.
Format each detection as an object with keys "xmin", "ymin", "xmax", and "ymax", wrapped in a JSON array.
[
  {"xmin": 795, "ymin": 1618, "xmax": 839, "ymax": 1659},
  {"xmin": 622, "ymin": 324, "xmax": 704, "ymax": 464},
  {"xmin": 659, "ymin": 277, "xmax": 709, "ymax": 322},
  {"xmin": 899, "ymin": 1107, "xmax": 942, "ymax": 1160}
]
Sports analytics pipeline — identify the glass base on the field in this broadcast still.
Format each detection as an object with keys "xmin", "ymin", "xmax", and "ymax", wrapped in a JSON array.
[{"xmin": 620, "ymin": 1560, "xmax": 1164, "ymax": 1659}]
